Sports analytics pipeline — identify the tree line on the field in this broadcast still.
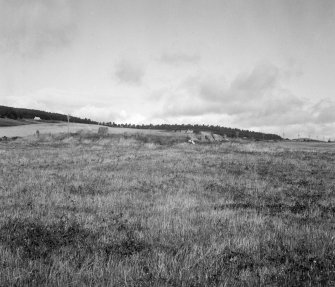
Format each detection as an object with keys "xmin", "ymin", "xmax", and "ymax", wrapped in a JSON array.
[
  {"xmin": 0, "ymin": 105, "xmax": 98, "ymax": 125},
  {"xmin": 100, "ymin": 122, "xmax": 282, "ymax": 141},
  {"xmin": 1, "ymin": 105, "xmax": 282, "ymax": 140}
]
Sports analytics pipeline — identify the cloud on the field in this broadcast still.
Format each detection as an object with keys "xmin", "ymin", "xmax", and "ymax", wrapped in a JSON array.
[
  {"xmin": 229, "ymin": 64, "xmax": 279, "ymax": 97},
  {"xmin": 0, "ymin": 0, "xmax": 78, "ymax": 57},
  {"xmin": 72, "ymin": 105, "xmax": 116, "ymax": 122},
  {"xmin": 152, "ymin": 63, "xmax": 313, "ymax": 128},
  {"xmin": 159, "ymin": 64, "xmax": 295, "ymax": 113},
  {"xmin": 115, "ymin": 60, "xmax": 144, "ymax": 85},
  {"xmin": 160, "ymin": 52, "xmax": 200, "ymax": 65},
  {"xmin": 148, "ymin": 62, "xmax": 335, "ymax": 138},
  {"xmin": 312, "ymin": 99, "xmax": 335, "ymax": 124},
  {"xmin": 4, "ymin": 88, "xmax": 105, "ymax": 116},
  {"xmin": 72, "ymin": 105, "xmax": 146, "ymax": 124}
]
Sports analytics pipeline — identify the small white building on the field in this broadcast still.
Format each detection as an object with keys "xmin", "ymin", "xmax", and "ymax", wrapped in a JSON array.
[{"xmin": 34, "ymin": 117, "xmax": 41, "ymax": 120}]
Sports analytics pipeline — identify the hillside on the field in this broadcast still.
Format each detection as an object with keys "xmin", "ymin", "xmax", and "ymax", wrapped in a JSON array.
[
  {"xmin": 0, "ymin": 118, "xmax": 39, "ymax": 127},
  {"xmin": 0, "ymin": 105, "xmax": 98, "ymax": 125},
  {"xmin": 1, "ymin": 105, "xmax": 282, "ymax": 140},
  {"xmin": 101, "ymin": 123, "xmax": 282, "ymax": 141},
  {"xmin": 0, "ymin": 122, "xmax": 103, "ymax": 138}
]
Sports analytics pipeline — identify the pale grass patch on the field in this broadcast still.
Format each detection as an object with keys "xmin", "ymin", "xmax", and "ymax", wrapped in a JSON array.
[
  {"xmin": 234, "ymin": 236, "xmax": 260, "ymax": 251},
  {"xmin": 156, "ymin": 192, "xmax": 199, "ymax": 212},
  {"xmin": 144, "ymin": 142, "xmax": 157, "ymax": 149}
]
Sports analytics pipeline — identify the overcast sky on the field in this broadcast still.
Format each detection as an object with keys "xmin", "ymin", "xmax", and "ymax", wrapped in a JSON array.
[{"xmin": 0, "ymin": 0, "xmax": 334, "ymax": 138}]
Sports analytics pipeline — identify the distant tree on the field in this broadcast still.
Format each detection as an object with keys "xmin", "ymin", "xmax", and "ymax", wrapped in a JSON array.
[{"xmin": 5, "ymin": 108, "xmax": 18, "ymax": 120}]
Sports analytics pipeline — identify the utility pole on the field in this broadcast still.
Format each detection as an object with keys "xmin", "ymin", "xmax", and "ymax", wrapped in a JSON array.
[{"xmin": 67, "ymin": 114, "xmax": 70, "ymax": 136}]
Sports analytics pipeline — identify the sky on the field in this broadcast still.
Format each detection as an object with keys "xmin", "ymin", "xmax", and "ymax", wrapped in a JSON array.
[{"xmin": 0, "ymin": 0, "xmax": 334, "ymax": 139}]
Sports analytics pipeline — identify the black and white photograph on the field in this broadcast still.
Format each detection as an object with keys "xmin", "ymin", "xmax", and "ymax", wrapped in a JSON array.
[{"xmin": 0, "ymin": 0, "xmax": 334, "ymax": 286}]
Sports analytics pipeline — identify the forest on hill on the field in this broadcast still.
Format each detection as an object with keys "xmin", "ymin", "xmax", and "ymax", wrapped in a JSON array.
[
  {"xmin": 101, "ymin": 122, "xmax": 282, "ymax": 141},
  {"xmin": 0, "ymin": 105, "xmax": 98, "ymax": 125},
  {"xmin": 1, "ymin": 105, "xmax": 282, "ymax": 140}
]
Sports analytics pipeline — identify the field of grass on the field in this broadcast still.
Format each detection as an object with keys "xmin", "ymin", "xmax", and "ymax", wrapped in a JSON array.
[
  {"xmin": 0, "ymin": 121, "xmax": 184, "ymax": 139},
  {"xmin": 0, "ymin": 118, "xmax": 39, "ymax": 127},
  {"xmin": 0, "ymin": 132, "xmax": 334, "ymax": 286},
  {"xmin": 0, "ymin": 121, "xmax": 103, "ymax": 138}
]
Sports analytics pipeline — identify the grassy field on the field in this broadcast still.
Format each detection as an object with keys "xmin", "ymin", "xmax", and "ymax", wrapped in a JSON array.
[
  {"xmin": 0, "ymin": 121, "xmax": 103, "ymax": 138},
  {"xmin": 0, "ymin": 118, "xmax": 39, "ymax": 127},
  {"xmin": 0, "ymin": 121, "xmax": 184, "ymax": 139},
  {"xmin": 0, "ymin": 131, "xmax": 334, "ymax": 286}
]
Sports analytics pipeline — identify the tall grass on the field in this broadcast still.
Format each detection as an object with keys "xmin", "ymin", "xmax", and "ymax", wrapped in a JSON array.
[{"xmin": 0, "ymin": 132, "xmax": 334, "ymax": 286}]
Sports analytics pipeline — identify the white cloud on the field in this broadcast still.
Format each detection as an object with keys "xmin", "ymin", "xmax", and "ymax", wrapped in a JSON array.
[
  {"xmin": 0, "ymin": 0, "xmax": 78, "ymax": 57},
  {"xmin": 115, "ymin": 60, "xmax": 144, "ymax": 85},
  {"xmin": 311, "ymin": 99, "xmax": 335, "ymax": 124},
  {"xmin": 160, "ymin": 52, "xmax": 200, "ymax": 65},
  {"xmin": 155, "ymin": 63, "xmax": 303, "ymax": 118},
  {"xmin": 148, "ymin": 63, "xmax": 335, "ymax": 138},
  {"xmin": 72, "ymin": 106, "xmax": 146, "ymax": 124},
  {"xmin": 72, "ymin": 105, "xmax": 116, "ymax": 122}
]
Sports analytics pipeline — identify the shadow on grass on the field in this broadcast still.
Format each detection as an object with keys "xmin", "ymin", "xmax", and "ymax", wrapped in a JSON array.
[
  {"xmin": 260, "ymin": 235, "xmax": 335, "ymax": 286},
  {"xmin": 213, "ymin": 201, "xmax": 311, "ymax": 215},
  {"xmin": 149, "ymin": 238, "xmax": 335, "ymax": 286},
  {"xmin": 0, "ymin": 216, "xmax": 152, "ymax": 286},
  {"xmin": 69, "ymin": 132, "xmax": 187, "ymax": 146},
  {"xmin": 0, "ymin": 217, "xmax": 149, "ymax": 263}
]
